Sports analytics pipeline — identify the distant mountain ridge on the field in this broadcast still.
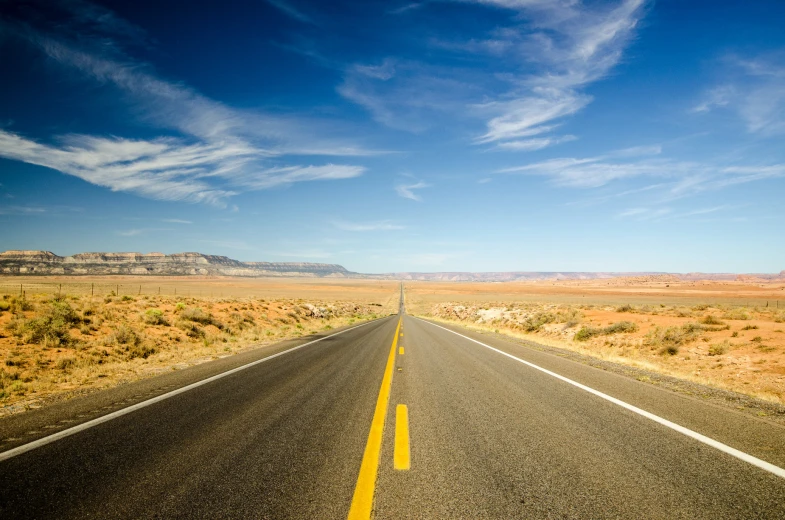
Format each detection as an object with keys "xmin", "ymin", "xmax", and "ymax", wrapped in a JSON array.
[
  {"xmin": 0, "ymin": 250, "xmax": 353, "ymax": 278},
  {"xmin": 0, "ymin": 250, "xmax": 782, "ymax": 281}
]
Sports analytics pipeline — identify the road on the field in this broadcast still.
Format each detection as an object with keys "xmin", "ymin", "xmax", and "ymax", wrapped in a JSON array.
[{"xmin": 1, "ymin": 303, "xmax": 785, "ymax": 518}]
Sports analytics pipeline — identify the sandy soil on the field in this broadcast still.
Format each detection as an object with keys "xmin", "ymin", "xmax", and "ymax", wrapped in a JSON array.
[
  {"xmin": 406, "ymin": 279, "xmax": 785, "ymax": 405},
  {"xmin": 0, "ymin": 278, "xmax": 399, "ymax": 415}
]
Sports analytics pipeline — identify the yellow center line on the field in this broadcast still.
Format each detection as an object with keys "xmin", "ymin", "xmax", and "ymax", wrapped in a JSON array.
[
  {"xmin": 399, "ymin": 347, "xmax": 404, "ymax": 355},
  {"xmin": 394, "ymin": 404, "xmax": 410, "ymax": 471},
  {"xmin": 347, "ymin": 317, "xmax": 401, "ymax": 520}
]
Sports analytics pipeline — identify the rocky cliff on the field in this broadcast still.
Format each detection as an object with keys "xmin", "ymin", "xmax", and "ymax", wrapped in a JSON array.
[{"xmin": 0, "ymin": 251, "xmax": 353, "ymax": 277}]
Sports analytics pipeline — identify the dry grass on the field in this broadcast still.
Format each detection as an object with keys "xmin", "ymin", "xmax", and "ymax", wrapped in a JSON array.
[{"xmin": 0, "ymin": 283, "xmax": 398, "ymax": 414}]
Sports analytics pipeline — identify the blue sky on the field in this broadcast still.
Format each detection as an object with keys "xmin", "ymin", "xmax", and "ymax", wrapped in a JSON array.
[{"xmin": 0, "ymin": 0, "xmax": 783, "ymax": 273}]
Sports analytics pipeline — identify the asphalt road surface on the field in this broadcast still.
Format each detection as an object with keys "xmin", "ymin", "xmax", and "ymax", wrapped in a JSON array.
[{"xmin": 2, "ymin": 309, "xmax": 785, "ymax": 519}]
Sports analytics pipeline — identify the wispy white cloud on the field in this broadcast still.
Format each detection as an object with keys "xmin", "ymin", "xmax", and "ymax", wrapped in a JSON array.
[
  {"xmin": 0, "ymin": 7, "xmax": 377, "ymax": 205},
  {"xmin": 495, "ymin": 135, "xmax": 577, "ymax": 151},
  {"xmin": 693, "ymin": 54, "xmax": 785, "ymax": 135},
  {"xmin": 332, "ymin": 220, "xmax": 405, "ymax": 231},
  {"xmin": 395, "ymin": 181, "xmax": 430, "ymax": 201},
  {"xmin": 265, "ymin": 0, "xmax": 316, "ymax": 24},
  {"xmin": 388, "ymin": 3, "xmax": 426, "ymax": 15},
  {"xmin": 338, "ymin": 60, "xmax": 480, "ymax": 132},
  {"xmin": 116, "ymin": 228, "xmax": 174, "ymax": 237},
  {"xmin": 617, "ymin": 207, "xmax": 671, "ymax": 220},
  {"xmin": 162, "ymin": 219, "xmax": 192, "ymax": 224},
  {"xmin": 0, "ymin": 205, "xmax": 48, "ymax": 215},
  {"xmin": 340, "ymin": 0, "xmax": 648, "ymax": 151},
  {"xmin": 0, "ymin": 204, "xmax": 83, "ymax": 216},
  {"xmin": 617, "ymin": 205, "xmax": 734, "ymax": 222},
  {"xmin": 471, "ymin": 0, "xmax": 647, "ymax": 147},
  {"xmin": 0, "ymin": 130, "xmax": 366, "ymax": 205},
  {"xmin": 498, "ymin": 148, "xmax": 785, "ymax": 196}
]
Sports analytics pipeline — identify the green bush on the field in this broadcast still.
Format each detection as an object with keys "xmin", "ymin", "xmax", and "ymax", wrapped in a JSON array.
[
  {"xmin": 9, "ymin": 296, "xmax": 34, "ymax": 314},
  {"xmin": 6, "ymin": 300, "xmax": 80, "ymax": 347},
  {"xmin": 574, "ymin": 327, "xmax": 602, "ymax": 341},
  {"xmin": 143, "ymin": 308, "xmax": 168, "ymax": 326},
  {"xmin": 701, "ymin": 315, "xmax": 725, "ymax": 326}
]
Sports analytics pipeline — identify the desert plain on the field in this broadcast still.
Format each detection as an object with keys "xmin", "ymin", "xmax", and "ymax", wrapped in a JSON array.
[
  {"xmin": 1, "ymin": 274, "xmax": 784, "ymax": 417},
  {"xmin": 0, "ymin": 277, "xmax": 399, "ymax": 415},
  {"xmin": 406, "ymin": 276, "xmax": 785, "ymax": 406}
]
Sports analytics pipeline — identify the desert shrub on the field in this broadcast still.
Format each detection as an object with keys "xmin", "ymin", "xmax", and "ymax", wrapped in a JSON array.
[
  {"xmin": 693, "ymin": 304, "xmax": 709, "ymax": 311},
  {"xmin": 143, "ymin": 308, "xmax": 169, "ymax": 326},
  {"xmin": 522, "ymin": 312, "xmax": 556, "ymax": 332},
  {"xmin": 675, "ymin": 308, "xmax": 693, "ymax": 318},
  {"xmin": 574, "ymin": 327, "xmax": 602, "ymax": 341},
  {"xmin": 111, "ymin": 325, "xmax": 142, "ymax": 346},
  {"xmin": 604, "ymin": 321, "xmax": 639, "ymax": 334},
  {"xmin": 731, "ymin": 331, "xmax": 739, "ymax": 337},
  {"xmin": 557, "ymin": 308, "xmax": 582, "ymax": 328},
  {"xmin": 6, "ymin": 300, "xmax": 80, "ymax": 347},
  {"xmin": 124, "ymin": 343, "xmax": 156, "ymax": 360},
  {"xmin": 616, "ymin": 304, "xmax": 634, "ymax": 313},
  {"xmin": 683, "ymin": 322, "xmax": 729, "ymax": 333},
  {"xmin": 708, "ymin": 341, "xmax": 730, "ymax": 356},
  {"xmin": 645, "ymin": 325, "xmax": 700, "ymax": 353},
  {"xmin": 774, "ymin": 312, "xmax": 785, "ymax": 323},
  {"xmin": 175, "ymin": 302, "xmax": 186, "ymax": 312},
  {"xmin": 9, "ymin": 296, "xmax": 34, "ymax": 314},
  {"xmin": 121, "ymin": 295, "xmax": 134, "ymax": 302},
  {"xmin": 574, "ymin": 321, "xmax": 638, "ymax": 342},
  {"xmin": 179, "ymin": 307, "xmax": 223, "ymax": 329},
  {"xmin": 722, "ymin": 309, "xmax": 751, "ymax": 320},
  {"xmin": 751, "ymin": 336, "xmax": 763, "ymax": 343},
  {"xmin": 0, "ymin": 301, "xmax": 10, "ymax": 312},
  {"xmin": 56, "ymin": 357, "xmax": 76, "ymax": 370},
  {"xmin": 176, "ymin": 320, "xmax": 205, "ymax": 339},
  {"xmin": 701, "ymin": 315, "xmax": 725, "ymax": 326},
  {"xmin": 741, "ymin": 325, "xmax": 759, "ymax": 330}
]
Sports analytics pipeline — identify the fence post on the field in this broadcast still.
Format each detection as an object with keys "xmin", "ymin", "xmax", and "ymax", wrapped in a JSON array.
[
  {"xmin": 138, "ymin": 285, "xmax": 141, "ymax": 295},
  {"xmin": 91, "ymin": 283, "xmax": 94, "ymax": 296}
]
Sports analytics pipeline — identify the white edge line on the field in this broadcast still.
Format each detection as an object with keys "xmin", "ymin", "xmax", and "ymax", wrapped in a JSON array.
[
  {"xmin": 0, "ymin": 317, "xmax": 390, "ymax": 463},
  {"xmin": 414, "ymin": 317, "xmax": 785, "ymax": 480}
]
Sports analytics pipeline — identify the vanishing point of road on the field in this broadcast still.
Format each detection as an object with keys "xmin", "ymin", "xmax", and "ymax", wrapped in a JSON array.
[{"xmin": 1, "ymin": 289, "xmax": 784, "ymax": 519}]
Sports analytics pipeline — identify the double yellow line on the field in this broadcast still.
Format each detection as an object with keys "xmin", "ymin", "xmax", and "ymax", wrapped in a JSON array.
[{"xmin": 347, "ymin": 317, "xmax": 405, "ymax": 519}]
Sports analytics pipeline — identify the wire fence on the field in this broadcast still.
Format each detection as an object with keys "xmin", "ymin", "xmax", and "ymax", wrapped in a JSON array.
[
  {"xmin": 0, "ymin": 281, "xmax": 256, "ymax": 299},
  {"xmin": 2, "ymin": 280, "xmax": 783, "ymax": 309}
]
